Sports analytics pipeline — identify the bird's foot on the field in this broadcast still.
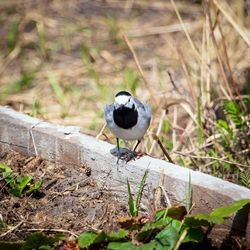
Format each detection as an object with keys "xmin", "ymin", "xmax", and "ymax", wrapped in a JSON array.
[
  {"xmin": 110, "ymin": 147, "xmax": 130, "ymax": 157},
  {"xmin": 124, "ymin": 151, "xmax": 138, "ymax": 163},
  {"xmin": 110, "ymin": 147, "xmax": 138, "ymax": 164},
  {"xmin": 110, "ymin": 147, "xmax": 130, "ymax": 164}
]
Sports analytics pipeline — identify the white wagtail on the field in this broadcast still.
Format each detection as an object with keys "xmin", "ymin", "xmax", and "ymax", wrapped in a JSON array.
[{"xmin": 104, "ymin": 91, "xmax": 151, "ymax": 163}]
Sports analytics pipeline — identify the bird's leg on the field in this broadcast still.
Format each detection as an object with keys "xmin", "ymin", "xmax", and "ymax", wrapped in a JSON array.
[
  {"xmin": 110, "ymin": 138, "xmax": 130, "ymax": 164},
  {"xmin": 133, "ymin": 140, "xmax": 141, "ymax": 153},
  {"xmin": 116, "ymin": 138, "xmax": 121, "ymax": 164}
]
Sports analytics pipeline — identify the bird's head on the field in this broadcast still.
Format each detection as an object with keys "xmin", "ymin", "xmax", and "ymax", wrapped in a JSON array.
[{"xmin": 114, "ymin": 91, "xmax": 135, "ymax": 109}]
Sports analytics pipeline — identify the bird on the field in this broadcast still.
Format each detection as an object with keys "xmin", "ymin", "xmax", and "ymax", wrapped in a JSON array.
[{"xmin": 104, "ymin": 91, "xmax": 151, "ymax": 163}]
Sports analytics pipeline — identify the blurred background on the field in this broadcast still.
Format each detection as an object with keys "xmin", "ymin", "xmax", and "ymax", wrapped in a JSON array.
[{"xmin": 0, "ymin": 0, "xmax": 249, "ymax": 186}]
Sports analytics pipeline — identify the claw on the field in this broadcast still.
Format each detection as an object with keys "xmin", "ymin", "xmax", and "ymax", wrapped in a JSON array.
[{"xmin": 124, "ymin": 150, "xmax": 138, "ymax": 163}]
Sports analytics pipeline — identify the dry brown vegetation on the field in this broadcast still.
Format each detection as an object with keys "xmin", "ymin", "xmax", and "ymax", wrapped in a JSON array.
[{"xmin": 0, "ymin": 0, "xmax": 249, "ymax": 186}]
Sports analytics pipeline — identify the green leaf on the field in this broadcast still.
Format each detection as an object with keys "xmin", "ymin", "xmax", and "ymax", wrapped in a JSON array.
[
  {"xmin": 170, "ymin": 219, "xmax": 182, "ymax": 232},
  {"xmin": 184, "ymin": 200, "xmax": 250, "ymax": 228},
  {"xmin": 163, "ymin": 120, "xmax": 170, "ymax": 134},
  {"xmin": 17, "ymin": 175, "xmax": 33, "ymax": 191},
  {"xmin": 138, "ymin": 241, "xmax": 156, "ymax": 250},
  {"xmin": 223, "ymin": 101, "xmax": 243, "ymax": 126},
  {"xmin": 217, "ymin": 119, "xmax": 233, "ymax": 135},
  {"xmin": 9, "ymin": 175, "xmax": 32, "ymax": 197},
  {"xmin": 0, "ymin": 162, "xmax": 15, "ymax": 188},
  {"xmin": 93, "ymin": 230, "xmax": 108, "ymax": 243},
  {"xmin": 78, "ymin": 231, "xmax": 98, "ymax": 248},
  {"xmin": 184, "ymin": 214, "xmax": 219, "ymax": 227},
  {"xmin": 0, "ymin": 241, "xmax": 24, "ymax": 250},
  {"xmin": 240, "ymin": 171, "xmax": 250, "ymax": 188},
  {"xmin": 0, "ymin": 162, "xmax": 13, "ymax": 174},
  {"xmin": 39, "ymin": 246, "xmax": 51, "ymax": 250},
  {"xmin": 182, "ymin": 228, "xmax": 204, "ymax": 243},
  {"xmin": 156, "ymin": 205, "xmax": 187, "ymax": 221},
  {"xmin": 127, "ymin": 179, "xmax": 135, "ymax": 217},
  {"xmin": 154, "ymin": 227, "xmax": 179, "ymax": 249},
  {"xmin": 210, "ymin": 199, "xmax": 250, "ymax": 218},
  {"xmin": 108, "ymin": 229, "xmax": 129, "ymax": 241},
  {"xmin": 137, "ymin": 219, "xmax": 167, "ymax": 242},
  {"xmin": 22, "ymin": 233, "xmax": 64, "ymax": 250},
  {"xmin": 26, "ymin": 179, "xmax": 43, "ymax": 195},
  {"xmin": 107, "ymin": 241, "xmax": 135, "ymax": 250}
]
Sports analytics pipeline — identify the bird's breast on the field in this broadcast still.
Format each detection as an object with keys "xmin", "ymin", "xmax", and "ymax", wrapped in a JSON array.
[{"xmin": 113, "ymin": 106, "xmax": 138, "ymax": 129}]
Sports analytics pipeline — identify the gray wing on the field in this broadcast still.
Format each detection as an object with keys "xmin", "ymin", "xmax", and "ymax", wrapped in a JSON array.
[
  {"xmin": 143, "ymin": 103, "xmax": 151, "ymax": 126},
  {"xmin": 104, "ymin": 104, "xmax": 114, "ymax": 125},
  {"xmin": 134, "ymin": 98, "xmax": 151, "ymax": 125}
]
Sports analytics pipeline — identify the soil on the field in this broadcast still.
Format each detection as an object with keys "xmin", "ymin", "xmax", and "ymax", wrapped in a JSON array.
[
  {"xmin": 0, "ymin": 150, "xmax": 248, "ymax": 249},
  {"xmin": 0, "ymin": 149, "xmax": 128, "ymax": 243}
]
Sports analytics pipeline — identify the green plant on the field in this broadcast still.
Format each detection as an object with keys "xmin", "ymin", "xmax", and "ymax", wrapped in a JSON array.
[
  {"xmin": 214, "ymin": 99, "xmax": 250, "ymax": 186},
  {"xmin": 240, "ymin": 171, "xmax": 250, "ymax": 188},
  {"xmin": 104, "ymin": 15, "xmax": 126, "ymax": 49},
  {"xmin": 0, "ymin": 232, "xmax": 65, "ymax": 250},
  {"xmin": 0, "ymin": 216, "xmax": 5, "ymax": 230},
  {"xmin": 22, "ymin": 233, "xmax": 65, "ymax": 250},
  {"xmin": 0, "ymin": 163, "xmax": 43, "ymax": 197},
  {"xmin": 81, "ymin": 41, "xmax": 100, "ymax": 85},
  {"xmin": 36, "ymin": 21, "xmax": 50, "ymax": 60},
  {"xmin": 197, "ymin": 96, "xmax": 203, "ymax": 146},
  {"xmin": 48, "ymin": 72, "xmax": 69, "ymax": 118},
  {"xmin": 76, "ymin": 199, "xmax": 250, "ymax": 249},
  {"xmin": 8, "ymin": 20, "xmax": 18, "ymax": 52},
  {"xmin": 26, "ymin": 95, "xmax": 38, "ymax": 117},
  {"xmin": 4, "ymin": 71, "xmax": 35, "ymax": 95},
  {"xmin": 127, "ymin": 170, "xmax": 149, "ymax": 217},
  {"xmin": 78, "ymin": 229, "xmax": 129, "ymax": 249}
]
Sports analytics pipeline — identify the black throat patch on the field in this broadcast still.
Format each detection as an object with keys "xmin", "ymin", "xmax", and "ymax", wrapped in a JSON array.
[{"xmin": 113, "ymin": 105, "xmax": 138, "ymax": 129}]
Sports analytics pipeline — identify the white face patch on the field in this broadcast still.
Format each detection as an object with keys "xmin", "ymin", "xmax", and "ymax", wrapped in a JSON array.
[{"xmin": 115, "ymin": 95, "xmax": 130, "ymax": 105}]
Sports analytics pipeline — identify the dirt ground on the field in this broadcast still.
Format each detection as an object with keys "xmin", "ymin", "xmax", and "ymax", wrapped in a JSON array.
[
  {"xmin": 0, "ymin": 149, "xmax": 249, "ymax": 249},
  {"xmin": 0, "ymin": 149, "xmax": 128, "ymax": 243}
]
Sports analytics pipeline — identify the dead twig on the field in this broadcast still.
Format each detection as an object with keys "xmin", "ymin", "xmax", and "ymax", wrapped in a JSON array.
[
  {"xmin": 152, "ymin": 134, "xmax": 175, "ymax": 164},
  {"xmin": 173, "ymin": 229, "xmax": 188, "ymax": 250},
  {"xmin": 0, "ymin": 172, "xmax": 12, "ymax": 181},
  {"xmin": 96, "ymin": 123, "xmax": 106, "ymax": 140},
  {"xmin": 149, "ymin": 109, "xmax": 166, "ymax": 155},
  {"xmin": 0, "ymin": 174, "xmax": 18, "ymax": 193},
  {"xmin": 204, "ymin": 0, "xmax": 234, "ymax": 101},
  {"xmin": 123, "ymin": 34, "xmax": 161, "ymax": 111},
  {"xmin": 213, "ymin": 0, "xmax": 250, "ymax": 46},
  {"xmin": 155, "ymin": 169, "xmax": 164, "ymax": 210},
  {"xmin": 211, "ymin": 0, "xmax": 247, "ymax": 112},
  {"xmin": 0, "ymin": 221, "xmax": 24, "ymax": 238},
  {"xmin": 176, "ymin": 46, "xmax": 197, "ymax": 106},
  {"xmin": 24, "ymin": 228, "xmax": 78, "ymax": 238},
  {"xmin": 173, "ymin": 150, "xmax": 248, "ymax": 169}
]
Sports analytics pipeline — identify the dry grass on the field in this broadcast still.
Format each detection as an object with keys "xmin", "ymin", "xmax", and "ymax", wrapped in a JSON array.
[{"xmin": 0, "ymin": 0, "xmax": 249, "ymax": 186}]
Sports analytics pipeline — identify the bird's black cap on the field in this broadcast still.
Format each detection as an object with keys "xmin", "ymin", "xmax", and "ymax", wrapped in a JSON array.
[{"xmin": 115, "ymin": 91, "xmax": 131, "ymax": 97}]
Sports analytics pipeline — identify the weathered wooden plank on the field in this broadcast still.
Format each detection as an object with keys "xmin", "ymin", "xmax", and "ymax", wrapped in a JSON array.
[{"xmin": 0, "ymin": 106, "xmax": 249, "ymax": 246}]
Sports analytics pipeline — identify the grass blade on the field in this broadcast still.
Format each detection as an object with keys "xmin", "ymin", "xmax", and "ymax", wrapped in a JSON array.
[
  {"xmin": 197, "ymin": 96, "xmax": 202, "ymax": 146},
  {"xmin": 127, "ymin": 179, "xmax": 135, "ymax": 217},
  {"xmin": 31, "ymin": 95, "xmax": 37, "ymax": 117},
  {"xmin": 135, "ymin": 170, "xmax": 149, "ymax": 216}
]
